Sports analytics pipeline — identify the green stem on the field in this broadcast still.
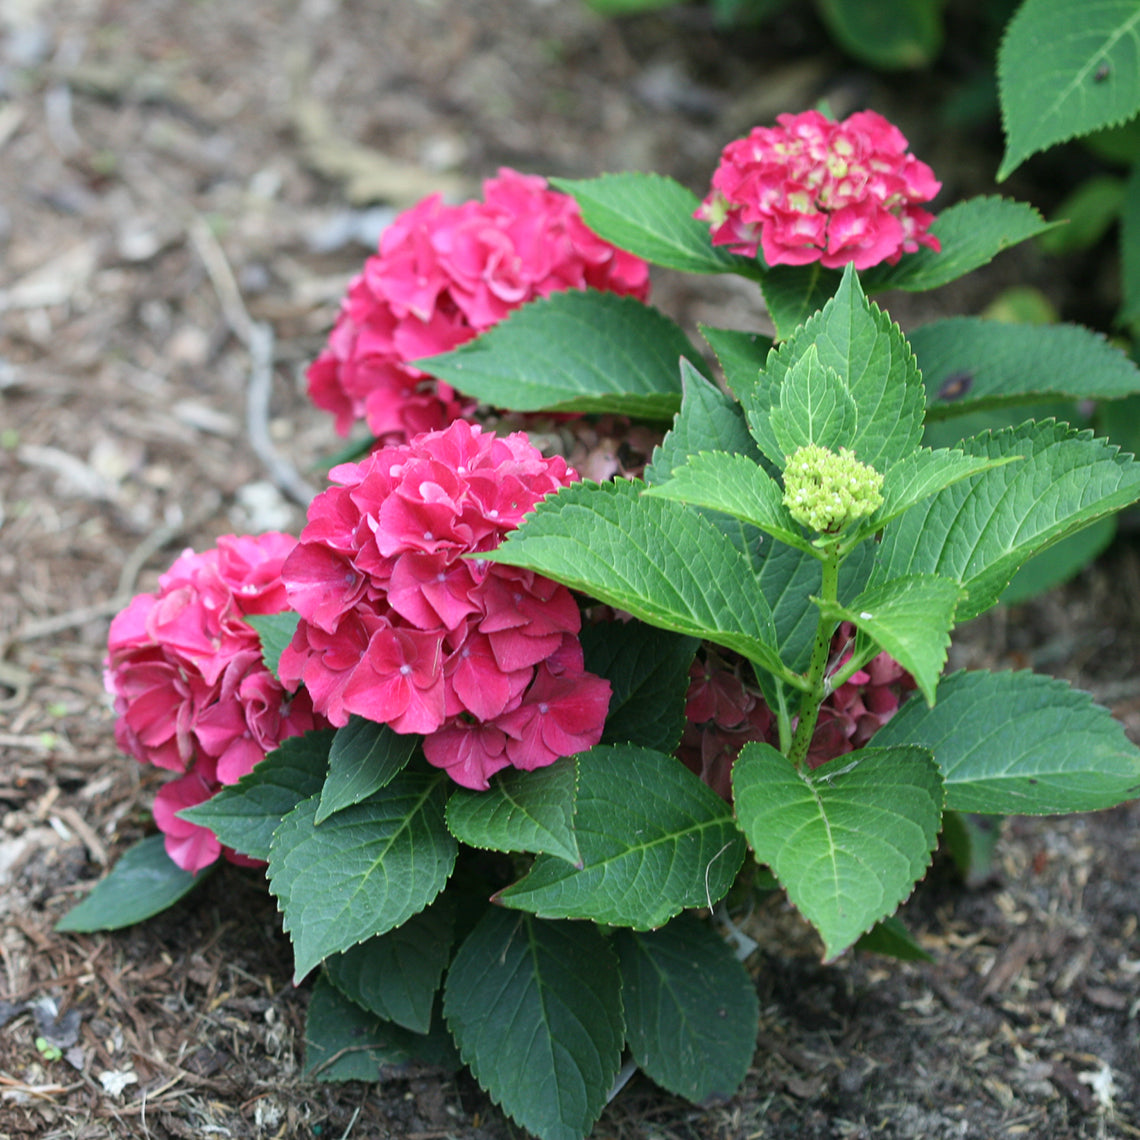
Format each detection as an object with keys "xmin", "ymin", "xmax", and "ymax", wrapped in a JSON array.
[{"xmin": 788, "ymin": 547, "xmax": 841, "ymax": 767}]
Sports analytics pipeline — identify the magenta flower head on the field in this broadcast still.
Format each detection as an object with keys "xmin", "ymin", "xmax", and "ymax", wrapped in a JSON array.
[
  {"xmin": 279, "ymin": 419, "xmax": 611, "ymax": 791},
  {"xmin": 307, "ymin": 168, "xmax": 651, "ymax": 443},
  {"xmin": 696, "ymin": 109, "xmax": 941, "ymax": 271},
  {"xmin": 104, "ymin": 533, "xmax": 327, "ymax": 873}
]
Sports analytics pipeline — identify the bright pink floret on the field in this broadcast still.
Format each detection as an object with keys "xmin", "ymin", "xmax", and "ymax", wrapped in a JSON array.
[
  {"xmin": 307, "ymin": 167, "xmax": 651, "ymax": 443},
  {"xmin": 105, "ymin": 533, "xmax": 328, "ymax": 873},
  {"xmin": 280, "ymin": 420, "xmax": 611, "ymax": 790},
  {"xmin": 695, "ymin": 109, "xmax": 941, "ymax": 271}
]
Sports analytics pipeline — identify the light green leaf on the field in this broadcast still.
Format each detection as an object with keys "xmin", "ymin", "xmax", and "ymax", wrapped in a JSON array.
[
  {"xmin": 178, "ymin": 729, "xmax": 333, "ymax": 862},
  {"xmin": 268, "ymin": 773, "xmax": 456, "ymax": 981},
  {"xmin": 642, "ymin": 449, "xmax": 814, "ymax": 553},
  {"xmin": 446, "ymin": 757, "xmax": 581, "ymax": 865},
  {"xmin": 732, "ymin": 743, "xmax": 943, "ymax": 961},
  {"xmin": 245, "ymin": 612, "xmax": 300, "ymax": 681},
  {"xmin": 759, "ymin": 263, "xmax": 842, "ymax": 341},
  {"xmin": 744, "ymin": 265, "xmax": 925, "ymax": 472},
  {"xmin": 485, "ymin": 478, "xmax": 787, "ymax": 678},
  {"xmin": 444, "ymin": 909, "xmax": 624, "ymax": 1140},
  {"xmin": 416, "ymin": 290, "xmax": 700, "ymax": 420},
  {"xmin": 1000, "ymin": 515, "xmax": 1116, "ymax": 604},
  {"xmin": 551, "ymin": 172, "xmax": 759, "ymax": 276},
  {"xmin": 769, "ymin": 345, "xmax": 860, "ymax": 459},
  {"xmin": 616, "ymin": 913, "xmax": 758, "ymax": 1102},
  {"xmin": 997, "ymin": 0, "xmax": 1140, "ymax": 180},
  {"xmin": 861, "ymin": 198, "xmax": 1056, "ymax": 293},
  {"xmin": 496, "ymin": 745, "xmax": 745, "ymax": 929},
  {"xmin": 316, "ymin": 717, "xmax": 418, "ymax": 824},
  {"xmin": 814, "ymin": 574, "xmax": 962, "ymax": 704},
  {"xmin": 324, "ymin": 898, "xmax": 455, "ymax": 1034},
  {"xmin": 699, "ymin": 325, "xmax": 773, "ymax": 395},
  {"xmin": 815, "ymin": 0, "xmax": 944, "ymax": 70},
  {"xmin": 870, "ymin": 669, "xmax": 1140, "ymax": 814},
  {"xmin": 55, "ymin": 835, "xmax": 210, "ymax": 932},
  {"xmin": 872, "ymin": 419, "xmax": 1140, "ymax": 619},
  {"xmin": 579, "ymin": 620, "xmax": 699, "ymax": 754},
  {"xmin": 304, "ymin": 973, "xmax": 458, "ymax": 1081},
  {"xmin": 911, "ymin": 318, "xmax": 1140, "ymax": 419}
]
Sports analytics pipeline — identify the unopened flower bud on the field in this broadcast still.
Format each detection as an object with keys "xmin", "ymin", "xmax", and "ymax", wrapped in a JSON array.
[{"xmin": 783, "ymin": 443, "xmax": 884, "ymax": 534}]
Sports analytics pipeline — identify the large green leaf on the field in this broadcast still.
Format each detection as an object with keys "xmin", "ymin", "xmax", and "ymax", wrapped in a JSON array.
[
  {"xmin": 997, "ymin": 0, "xmax": 1140, "ymax": 180},
  {"xmin": 316, "ymin": 717, "xmax": 418, "ymax": 824},
  {"xmin": 551, "ymin": 172, "xmax": 758, "ymax": 277},
  {"xmin": 179, "ymin": 729, "xmax": 333, "ymax": 862},
  {"xmin": 872, "ymin": 419, "xmax": 1140, "ymax": 619},
  {"xmin": 769, "ymin": 345, "xmax": 861, "ymax": 458},
  {"xmin": 759, "ymin": 264, "xmax": 843, "ymax": 341},
  {"xmin": 444, "ymin": 909, "xmax": 624, "ymax": 1140},
  {"xmin": 268, "ymin": 772, "xmax": 456, "ymax": 981},
  {"xmin": 303, "ymin": 973, "xmax": 458, "ymax": 1080},
  {"xmin": 732, "ymin": 743, "xmax": 943, "ymax": 961},
  {"xmin": 815, "ymin": 574, "xmax": 962, "ymax": 705},
  {"xmin": 871, "ymin": 669, "xmax": 1140, "ymax": 814},
  {"xmin": 911, "ymin": 318, "xmax": 1140, "ymax": 419},
  {"xmin": 579, "ymin": 620, "xmax": 699, "ymax": 753},
  {"xmin": 55, "ymin": 835, "xmax": 210, "ymax": 932},
  {"xmin": 496, "ymin": 745, "xmax": 746, "ymax": 929},
  {"xmin": 743, "ymin": 266, "xmax": 925, "ymax": 473},
  {"xmin": 861, "ymin": 198, "xmax": 1055, "ymax": 293},
  {"xmin": 699, "ymin": 325, "xmax": 773, "ymax": 394},
  {"xmin": 446, "ymin": 757, "xmax": 581, "ymax": 866},
  {"xmin": 616, "ymin": 913, "xmax": 758, "ymax": 1102},
  {"xmin": 416, "ymin": 290, "xmax": 700, "ymax": 420},
  {"xmin": 815, "ymin": 0, "xmax": 944, "ymax": 69},
  {"xmin": 324, "ymin": 898, "xmax": 455, "ymax": 1034},
  {"xmin": 485, "ymin": 478, "xmax": 787, "ymax": 678}
]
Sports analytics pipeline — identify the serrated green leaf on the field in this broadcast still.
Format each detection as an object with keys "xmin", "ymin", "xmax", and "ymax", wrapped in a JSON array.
[
  {"xmin": 269, "ymin": 773, "xmax": 456, "ymax": 981},
  {"xmin": 179, "ymin": 729, "xmax": 333, "ymax": 862},
  {"xmin": 815, "ymin": 574, "xmax": 962, "ymax": 705},
  {"xmin": 861, "ymin": 198, "xmax": 1055, "ymax": 293},
  {"xmin": 643, "ymin": 449, "xmax": 814, "ymax": 554},
  {"xmin": 616, "ymin": 913, "xmax": 758, "ymax": 1102},
  {"xmin": 444, "ymin": 909, "xmax": 624, "ymax": 1140},
  {"xmin": 304, "ymin": 973, "xmax": 458, "ymax": 1081},
  {"xmin": 496, "ymin": 745, "xmax": 745, "ymax": 928},
  {"xmin": 854, "ymin": 914, "xmax": 933, "ymax": 961},
  {"xmin": 744, "ymin": 265, "xmax": 925, "ymax": 472},
  {"xmin": 580, "ymin": 620, "xmax": 699, "ymax": 753},
  {"xmin": 699, "ymin": 325, "xmax": 773, "ymax": 394},
  {"xmin": 1120, "ymin": 157, "xmax": 1140, "ymax": 325},
  {"xmin": 446, "ymin": 758, "xmax": 581, "ymax": 865},
  {"xmin": 940, "ymin": 810, "xmax": 1004, "ymax": 887},
  {"xmin": 485, "ymin": 478, "xmax": 787, "ymax": 678},
  {"xmin": 415, "ymin": 290, "xmax": 701, "ymax": 420},
  {"xmin": 815, "ymin": 0, "xmax": 944, "ymax": 69},
  {"xmin": 1000, "ymin": 514, "xmax": 1116, "ymax": 604},
  {"xmin": 872, "ymin": 419, "xmax": 1140, "ymax": 619},
  {"xmin": 997, "ymin": 0, "xmax": 1140, "ymax": 180},
  {"xmin": 316, "ymin": 717, "xmax": 418, "ymax": 824},
  {"xmin": 55, "ymin": 835, "xmax": 210, "ymax": 932},
  {"xmin": 551, "ymin": 172, "xmax": 759, "ymax": 277},
  {"xmin": 769, "ymin": 345, "xmax": 860, "ymax": 459},
  {"xmin": 911, "ymin": 318, "xmax": 1140, "ymax": 419},
  {"xmin": 245, "ymin": 612, "xmax": 300, "ymax": 681},
  {"xmin": 324, "ymin": 898, "xmax": 455, "ymax": 1033},
  {"xmin": 759, "ymin": 263, "xmax": 843, "ymax": 341},
  {"xmin": 732, "ymin": 743, "xmax": 943, "ymax": 961},
  {"xmin": 870, "ymin": 669, "xmax": 1140, "ymax": 814}
]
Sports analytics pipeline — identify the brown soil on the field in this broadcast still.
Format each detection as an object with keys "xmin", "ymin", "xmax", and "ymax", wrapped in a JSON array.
[{"xmin": 1, "ymin": 1, "xmax": 1138, "ymax": 1137}]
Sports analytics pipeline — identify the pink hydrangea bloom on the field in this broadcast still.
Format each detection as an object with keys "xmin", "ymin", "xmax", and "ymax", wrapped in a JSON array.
[
  {"xmin": 105, "ymin": 533, "xmax": 327, "ymax": 873},
  {"xmin": 307, "ymin": 168, "xmax": 651, "ymax": 442},
  {"xmin": 696, "ymin": 109, "xmax": 941, "ymax": 271},
  {"xmin": 679, "ymin": 626, "xmax": 916, "ymax": 799},
  {"xmin": 279, "ymin": 420, "xmax": 611, "ymax": 790}
]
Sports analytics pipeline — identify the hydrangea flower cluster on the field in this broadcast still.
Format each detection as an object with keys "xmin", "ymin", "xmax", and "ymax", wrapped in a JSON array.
[
  {"xmin": 105, "ymin": 534, "xmax": 327, "ymax": 873},
  {"xmin": 783, "ymin": 443, "xmax": 885, "ymax": 534},
  {"xmin": 278, "ymin": 419, "xmax": 611, "ymax": 790},
  {"xmin": 679, "ymin": 626, "xmax": 915, "ymax": 799},
  {"xmin": 696, "ymin": 109, "xmax": 941, "ymax": 270},
  {"xmin": 307, "ymin": 168, "xmax": 652, "ymax": 443}
]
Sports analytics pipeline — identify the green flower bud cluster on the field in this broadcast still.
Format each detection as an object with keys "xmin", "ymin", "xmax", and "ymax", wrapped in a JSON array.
[{"xmin": 782, "ymin": 443, "xmax": 884, "ymax": 534}]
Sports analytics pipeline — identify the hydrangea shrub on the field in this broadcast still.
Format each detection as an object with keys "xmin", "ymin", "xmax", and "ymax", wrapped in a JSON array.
[{"xmin": 61, "ymin": 111, "xmax": 1140, "ymax": 1140}]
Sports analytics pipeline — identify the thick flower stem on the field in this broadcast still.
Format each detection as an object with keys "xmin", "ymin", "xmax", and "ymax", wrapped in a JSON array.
[{"xmin": 788, "ymin": 547, "xmax": 841, "ymax": 767}]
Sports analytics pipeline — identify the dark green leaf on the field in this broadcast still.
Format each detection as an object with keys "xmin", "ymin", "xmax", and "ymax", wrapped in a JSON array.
[
  {"xmin": 245, "ymin": 612, "xmax": 300, "ymax": 681},
  {"xmin": 815, "ymin": 0, "xmax": 944, "ymax": 69},
  {"xmin": 316, "ymin": 717, "xmax": 418, "ymax": 824},
  {"xmin": 759, "ymin": 263, "xmax": 842, "ymax": 341},
  {"xmin": 699, "ymin": 325, "xmax": 773, "ymax": 394},
  {"xmin": 854, "ymin": 914, "xmax": 933, "ymax": 961},
  {"xmin": 1120, "ymin": 158, "xmax": 1140, "ymax": 325}
]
